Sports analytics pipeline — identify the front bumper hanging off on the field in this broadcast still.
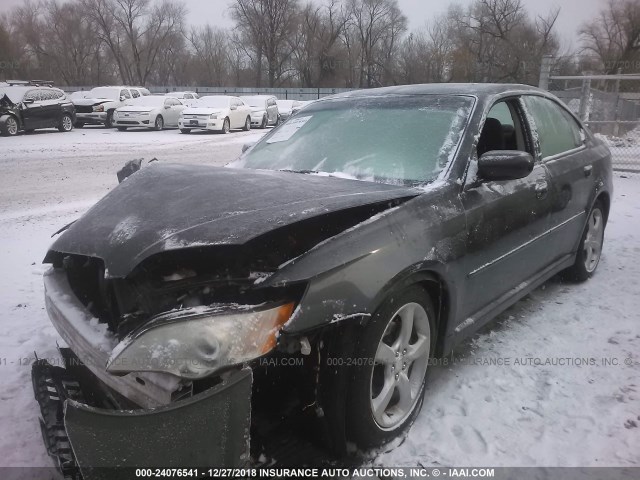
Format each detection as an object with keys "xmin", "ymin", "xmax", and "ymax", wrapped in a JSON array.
[{"xmin": 32, "ymin": 351, "xmax": 252, "ymax": 480}]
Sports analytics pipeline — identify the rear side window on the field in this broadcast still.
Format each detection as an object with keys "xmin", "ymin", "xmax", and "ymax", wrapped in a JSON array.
[
  {"xmin": 131, "ymin": 89, "xmax": 140, "ymax": 98},
  {"xmin": 522, "ymin": 96, "xmax": 583, "ymax": 159},
  {"xmin": 120, "ymin": 89, "xmax": 131, "ymax": 99}
]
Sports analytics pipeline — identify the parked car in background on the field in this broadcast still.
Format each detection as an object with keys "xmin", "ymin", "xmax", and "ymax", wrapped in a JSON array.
[
  {"xmin": 113, "ymin": 96, "xmax": 186, "ymax": 131},
  {"xmin": 276, "ymin": 99, "xmax": 305, "ymax": 122},
  {"xmin": 72, "ymin": 86, "xmax": 150, "ymax": 128},
  {"xmin": 240, "ymin": 95, "xmax": 279, "ymax": 128},
  {"xmin": 178, "ymin": 95, "xmax": 251, "ymax": 134},
  {"xmin": 0, "ymin": 84, "xmax": 75, "ymax": 136},
  {"xmin": 165, "ymin": 91, "xmax": 199, "ymax": 107}
]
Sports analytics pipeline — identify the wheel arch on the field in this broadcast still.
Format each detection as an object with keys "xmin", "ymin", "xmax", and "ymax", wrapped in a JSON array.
[
  {"xmin": 369, "ymin": 266, "xmax": 453, "ymax": 358},
  {"xmin": 595, "ymin": 191, "xmax": 610, "ymax": 223}
]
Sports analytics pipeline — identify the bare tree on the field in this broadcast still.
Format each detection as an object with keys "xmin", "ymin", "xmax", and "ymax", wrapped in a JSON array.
[
  {"xmin": 580, "ymin": 0, "xmax": 640, "ymax": 74},
  {"xmin": 81, "ymin": 0, "xmax": 186, "ymax": 85},
  {"xmin": 230, "ymin": 0, "xmax": 300, "ymax": 87},
  {"xmin": 188, "ymin": 25, "xmax": 230, "ymax": 85},
  {"xmin": 347, "ymin": 0, "xmax": 407, "ymax": 87}
]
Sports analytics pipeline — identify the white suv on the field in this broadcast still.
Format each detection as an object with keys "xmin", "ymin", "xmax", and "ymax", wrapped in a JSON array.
[{"xmin": 72, "ymin": 86, "xmax": 150, "ymax": 128}]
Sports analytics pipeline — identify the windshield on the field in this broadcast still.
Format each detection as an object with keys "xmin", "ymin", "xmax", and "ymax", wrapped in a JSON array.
[
  {"xmin": 128, "ymin": 96, "xmax": 166, "ymax": 107},
  {"xmin": 194, "ymin": 96, "xmax": 230, "ymax": 109},
  {"xmin": 233, "ymin": 95, "xmax": 474, "ymax": 186},
  {"xmin": 89, "ymin": 87, "xmax": 120, "ymax": 100}
]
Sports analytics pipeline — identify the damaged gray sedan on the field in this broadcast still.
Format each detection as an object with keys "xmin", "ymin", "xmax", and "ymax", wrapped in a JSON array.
[{"xmin": 33, "ymin": 84, "xmax": 612, "ymax": 477}]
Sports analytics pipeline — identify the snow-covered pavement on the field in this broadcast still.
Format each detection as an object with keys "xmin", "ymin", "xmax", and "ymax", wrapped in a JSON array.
[{"xmin": 0, "ymin": 128, "xmax": 638, "ymax": 468}]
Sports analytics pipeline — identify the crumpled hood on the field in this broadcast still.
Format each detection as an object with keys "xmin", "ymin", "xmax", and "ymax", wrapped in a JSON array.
[{"xmin": 47, "ymin": 164, "xmax": 420, "ymax": 278}]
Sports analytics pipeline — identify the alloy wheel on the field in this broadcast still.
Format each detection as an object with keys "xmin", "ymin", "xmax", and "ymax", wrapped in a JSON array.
[
  {"xmin": 62, "ymin": 115, "xmax": 73, "ymax": 131},
  {"xmin": 6, "ymin": 116, "xmax": 18, "ymax": 135},
  {"xmin": 584, "ymin": 208, "xmax": 604, "ymax": 273},
  {"xmin": 370, "ymin": 302, "xmax": 431, "ymax": 430}
]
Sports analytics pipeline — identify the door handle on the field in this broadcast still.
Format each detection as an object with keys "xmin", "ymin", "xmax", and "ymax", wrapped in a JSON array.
[
  {"xmin": 535, "ymin": 182, "xmax": 548, "ymax": 199},
  {"xmin": 584, "ymin": 165, "xmax": 593, "ymax": 177}
]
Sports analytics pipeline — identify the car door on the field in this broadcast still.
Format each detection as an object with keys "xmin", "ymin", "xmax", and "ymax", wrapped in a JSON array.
[
  {"xmin": 233, "ymin": 99, "xmax": 245, "ymax": 127},
  {"xmin": 267, "ymin": 98, "xmax": 277, "ymax": 123},
  {"xmin": 40, "ymin": 89, "xmax": 63, "ymax": 127},
  {"xmin": 165, "ymin": 98, "xmax": 184, "ymax": 126},
  {"xmin": 521, "ymin": 95, "xmax": 596, "ymax": 260},
  {"xmin": 20, "ymin": 89, "xmax": 42, "ymax": 129},
  {"xmin": 459, "ymin": 97, "xmax": 556, "ymax": 321}
]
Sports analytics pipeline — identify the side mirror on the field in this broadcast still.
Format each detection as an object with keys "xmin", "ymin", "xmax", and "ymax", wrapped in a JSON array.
[
  {"xmin": 23, "ymin": 98, "xmax": 34, "ymax": 104},
  {"xmin": 164, "ymin": 104, "xmax": 171, "ymax": 109},
  {"xmin": 119, "ymin": 96, "xmax": 126, "ymax": 102},
  {"xmin": 478, "ymin": 150, "xmax": 534, "ymax": 181},
  {"xmin": 230, "ymin": 105, "xmax": 237, "ymax": 111},
  {"xmin": 242, "ymin": 142, "xmax": 256, "ymax": 153}
]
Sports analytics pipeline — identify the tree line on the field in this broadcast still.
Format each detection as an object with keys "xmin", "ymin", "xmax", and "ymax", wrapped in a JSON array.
[{"xmin": 0, "ymin": 0, "xmax": 639, "ymax": 88}]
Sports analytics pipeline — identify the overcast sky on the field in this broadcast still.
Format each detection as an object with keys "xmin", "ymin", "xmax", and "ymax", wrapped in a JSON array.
[{"xmin": 0, "ymin": 0, "xmax": 603, "ymax": 49}]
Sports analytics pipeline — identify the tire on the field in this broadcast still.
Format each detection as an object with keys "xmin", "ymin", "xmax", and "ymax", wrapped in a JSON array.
[
  {"xmin": 220, "ymin": 117, "xmax": 230, "ymax": 134},
  {"xmin": 275, "ymin": 115, "xmax": 281, "ymax": 126},
  {"xmin": 0, "ymin": 115, "xmax": 19, "ymax": 136},
  {"xmin": 105, "ymin": 110, "xmax": 114, "ymax": 128},
  {"xmin": 260, "ymin": 115, "xmax": 267, "ymax": 129},
  {"xmin": 116, "ymin": 127, "xmax": 127, "ymax": 132},
  {"xmin": 345, "ymin": 285, "xmax": 435, "ymax": 448},
  {"xmin": 180, "ymin": 128, "xmax": 191, "ymax": 134},
  {"xmin": 58, "ymin": 114, "xmax": 73, "ymax": 132},
  {"xmin": 153, "ymin": 115, "xmax": 164, "ymax": 131},
  {"xmin": 243, "ymin": 116, "xmax": 251, "ymax": 131},
  {"xmin": 74, "ymin": 122, "xmax": 84, "ymax": 128},
  {"xmin": 562, "ymin": 201, "xmax": 606, "ymax": 282}
]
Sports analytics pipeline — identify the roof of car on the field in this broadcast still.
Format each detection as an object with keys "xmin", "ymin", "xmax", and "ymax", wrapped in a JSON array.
[{"xmin": 331, "ymin": 83, "xmax": 544, "ymax": 99}]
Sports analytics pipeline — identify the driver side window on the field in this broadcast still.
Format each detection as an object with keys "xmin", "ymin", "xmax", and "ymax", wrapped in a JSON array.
[{"xmin": 477, "ymin": 99, "xmax": 530, "ymax": 158}]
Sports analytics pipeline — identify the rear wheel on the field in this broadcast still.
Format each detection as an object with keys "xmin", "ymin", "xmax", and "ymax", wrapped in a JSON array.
[
  {"xmin": 153, "ymin": 115, "xmax": 164, "ymax": 131},
  {"xmin": 243, "ymin": 116, "xmax": 251, "ymax": 131},
  {"xmin": 345, "ymin": 285, "xmax": 435, "ymax": 448},
  {"xmin": 58, "ymin": 114, "xmax": 73, "ymax": 132},
  {"xmin": 0, "ymin": 115, "xmax": 19, "ymax": 136},
  {"xmin": 562, "ymin": 201, "xmax": 606, "ymax": 282},
  {"xmin": 180, "ymin": 128, "xmax": 191, "ymax": 134}
]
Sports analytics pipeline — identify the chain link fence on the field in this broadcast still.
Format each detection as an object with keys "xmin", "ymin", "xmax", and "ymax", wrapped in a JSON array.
[{"xmin": 549, "ymin": 75, "xmax": 640, "ymax": 172}]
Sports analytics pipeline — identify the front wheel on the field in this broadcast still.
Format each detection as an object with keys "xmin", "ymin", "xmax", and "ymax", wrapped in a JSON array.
[
  {"xmin": 260, "ymin": 115, "xmax": 267, "ymax": 129},
  {"xmin": 0, "ymin": 115, "xmax": 19, "ymax": 136},
  {"xmin": 153, "ymin": 115, "xmax": 164, "ymax": 131},
  {"xmin": 346, "ymin": 285, "xmax": 435, "ymax": 448},
  {"xmin": 220, "ymin": 117, "xmax": 230, "ymax": 134},
  {"xmin": 562, "ymin": 201, "xmax": 606, "ymax": 282},
  {"xmin": 58, "ymin": 114, "xmax": 74, "ymax": 132},
  {"xmin": 243, "ymin": 116, "xmax": 251, "ymax": 131}
]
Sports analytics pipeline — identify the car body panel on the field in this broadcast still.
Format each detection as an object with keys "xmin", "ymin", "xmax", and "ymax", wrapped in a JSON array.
[
  {"xmin": 240, "ymin": 95, "xmax": 279, "ymax": 126},
  {"xmin": 178, "ymin": 96, "xmax": 251, "ymax": 131},
  {"xmin": 113, "ymin": 98, "xmax": 186, "ymax": 128}
]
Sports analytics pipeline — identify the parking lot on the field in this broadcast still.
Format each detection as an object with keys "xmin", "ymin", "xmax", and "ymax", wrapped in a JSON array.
[{"xmin": 0, "ymin": 127, "xmax": 638, "ymax": 470}]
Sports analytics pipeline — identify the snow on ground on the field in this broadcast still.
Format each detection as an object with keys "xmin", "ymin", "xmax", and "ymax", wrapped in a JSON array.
[
  {"xmin": 0, "ymin": 126, "xmax": 266, "ymax": 213},
  {"xmin": 0, "ymin": 127, "xmax": 638, "ymax": 468}
]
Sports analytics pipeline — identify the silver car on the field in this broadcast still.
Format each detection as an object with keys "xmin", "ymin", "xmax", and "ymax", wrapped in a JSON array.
[{"xmin": 240, "ymin": 95, "xmax": 279, "ymax": 128}]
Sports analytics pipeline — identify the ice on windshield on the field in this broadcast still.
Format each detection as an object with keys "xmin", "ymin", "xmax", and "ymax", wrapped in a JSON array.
[
  {"xmin": 194, "ymin": 96, "xmax": 230, "ymax": 108},
  {"xmin": 236, "ymin": 95, "xmax": 474, "ymax": 186}
]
